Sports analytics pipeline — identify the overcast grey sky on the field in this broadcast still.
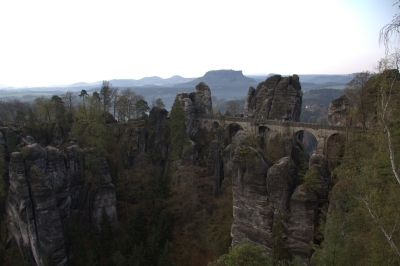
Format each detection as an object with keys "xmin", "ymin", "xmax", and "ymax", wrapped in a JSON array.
[{"xmin": 0, "ymin": 0, "xmax": 398, "ymax": 87}]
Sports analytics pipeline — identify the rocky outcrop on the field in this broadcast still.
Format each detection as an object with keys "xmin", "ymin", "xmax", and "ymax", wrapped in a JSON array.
[
  {"xmin": 181, "ymin": 140, "xmax": 199, "ymax": 166},
  {"xmin": 327, "ymin": 95, "xmax": 350, "ymax": 126},
  {"xmin": 244, "ymin": 75, "xmax": 302, "ymax": 121},
  {"xmin": 7, "ymin": 144, "xmax": 67, "ymax": 266},
  {"xmin": 6, "ymin": 143, "xmax": 117, "ymax": 265},
  {"xmin": 176, "ymin": 92, "xmax": 196, "ymax": 139},
  {"xmin": 309, "ymin": 154, "xmax": 331, "ymax": 207},
  {"xmin": 176, "ymin": 82, "xmax": 213, "ymax": 139},
  {"xmin": 229, "ymin": 128, "xmax": 331, "ymax": 264},
  {"xmin": 267, "ymin": 157, "xmax": 297, "ymax": 212},
  {"xmin": 287, "ymin": 185, "xmax": 318, "ymax": 260},
  {"xmin": 230, "ymin": 140, "xmax": 272, "ymax": 250},
  {"xmin": 190, "ymin": 82, "xmax": 212, "ymax": 115}
]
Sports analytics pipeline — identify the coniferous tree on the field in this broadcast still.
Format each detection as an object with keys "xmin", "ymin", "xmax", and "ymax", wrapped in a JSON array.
[
  {"xmin": 100, "ymin": 207, "xmax": 113, "ymax": 257},
  {"xmin": 158, "ymin": 242, "xmax": 173, "ymax": 266},
  {"xmin": 169, "ymin": 97, "xmax": 187, "ymax": 159},
  {"xmin": 272, "ymin": 212, "xmax": 292, "ymax": 265}
]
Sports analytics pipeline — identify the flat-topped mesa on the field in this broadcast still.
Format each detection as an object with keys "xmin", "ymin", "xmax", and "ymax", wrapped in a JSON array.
[
  {"xmin": 244, "ymin": 74, "xmax": 302, "ymax": 121},
  {"xmin": 176, "ymin": 82, "xmax": 213, "ymax": 139}
]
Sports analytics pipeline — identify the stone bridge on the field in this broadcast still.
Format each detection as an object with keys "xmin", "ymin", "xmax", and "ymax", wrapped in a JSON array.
[{"xmin": 196, "ymin": 114, "xmax": 348, "ymax": 155}]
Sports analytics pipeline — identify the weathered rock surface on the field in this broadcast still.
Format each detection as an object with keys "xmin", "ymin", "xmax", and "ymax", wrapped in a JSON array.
[
  {"xmin": 281, "ymin": 135, "xmax": 310, "ymax": 178},
  {"xmin": 309, "ymin": 154, "xmax": 331, "ymax": 206},
  {"xmin": 176, "ymin": 82, "xmax": 213, "ymax": 139},
  {"xmin": 244, "ymin": 75, "xmax": 302, "ymax": 121},
  {"xmin": 327, "ymin": 95, "xmax": 350, "ymax": 126},
  {"xmin": 189, "ymin": 82, "xmax": 212, "ymax": 115},
  {"xmin": 176, "ymin": 92, "xmax": 196, "ymax": 139},
  {"xmin": 7, "ymin": 144, "xmax": 67, "ymax": 266},
  {"xmin": 267, "ymin": 157, "xmax": 297, "ymax": 211},
  {"xmin": 231, "ymin": 144, "xmax": 272, "ymax": 250},
  {"xmin": 229, "ymin": 129, "xmax": 328, "ymax": 264},
  {"xmin": 6, "ymin": 143, "xmax": 117, "ymax": 265},
  {"xmin": 181, "ymin": 140, "xmax": 199, "ymax": 166},
  {"xmin": 288, "ymin": 185, "xmax": 318, "ymax": 260}
]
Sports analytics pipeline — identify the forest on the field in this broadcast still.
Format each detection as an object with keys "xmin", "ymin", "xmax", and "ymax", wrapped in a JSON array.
[{"xmin": 0, "ymin": 5, "xmax": 400, "ymax": 266}]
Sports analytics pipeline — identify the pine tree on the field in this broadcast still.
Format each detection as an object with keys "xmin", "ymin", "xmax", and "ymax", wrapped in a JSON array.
[
  {"xmin": 100, "ymin": 207, "xmax": 113, "ymax": 257},
  {"xmin": 272, "ymin": 212, "xmax": 292, "ymax": 264},
  {"xmin": 169, "ymin": 97, "xmax": 187, "ymax": 159},
  {"xmin": 158, "ymin": 242, "xmax": 173, "ymax": 266}
]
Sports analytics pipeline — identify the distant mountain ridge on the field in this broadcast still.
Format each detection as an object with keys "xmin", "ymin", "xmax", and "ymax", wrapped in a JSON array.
[
  {"xmin": 1, "ymin": 71, "xmax": 354, "ymax": 109},
  {"xmin": 175, "ymin": 70, "xmax": 256, "ymax": 90},
  {"xmin": 67, "ymin": 75, "xmax": 195, "ymax": 88}
]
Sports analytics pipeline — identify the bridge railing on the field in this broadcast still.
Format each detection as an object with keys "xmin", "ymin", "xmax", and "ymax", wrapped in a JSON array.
[{"xmin": 195, "ymin": 114, "xmax": 348, "ymax": 131}]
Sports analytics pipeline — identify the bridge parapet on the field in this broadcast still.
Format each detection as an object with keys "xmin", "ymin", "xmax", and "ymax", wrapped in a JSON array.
[
  {"xmin": 195, "ymin": 114, "xmax": 348, "ymax": 132},
  {"xmin": 195, "ymin": 114, "xmax": 250, "ymax": 123}
]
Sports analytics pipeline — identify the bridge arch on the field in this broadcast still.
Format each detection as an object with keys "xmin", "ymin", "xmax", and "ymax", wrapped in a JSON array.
[
  {"xmin": 223, "ymin": 123, "xmax": 244, "ymax": 147},
  {"xmin": 258, "ymin": 126, "xmax": 269, "ymax": 134},
  {"xmin": 292, "ymin": 129, "xmax": 318, "ymax": 156},
  {"xmin": 196, "ymin": 115, "xmax": 347, "ymax": 155}
]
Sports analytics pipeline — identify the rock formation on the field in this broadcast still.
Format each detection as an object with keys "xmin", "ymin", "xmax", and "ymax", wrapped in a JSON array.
[
  {"xmin": 7, "ymin": 144, "xmax": 67, "ymax": 266},
  {"xmin": 244, "ymin": 75, "xmax": 302, "ymax": 121},
  {"xmin": 287, "ymin": 185, "xmax": 318, "ymax": 259},
  {"xmin": 6, "ymin": 142, "xmax": 117, "ymax": 265},
  {"xmin": 228, "ymin": 129, "xmax": 331, "ymax": 264},
  {"xmin": 146, "ymin": 107, "xmax": 170, "ymax": 165},
  {"xmin": 181, "ymin": 140, "xmax": 198, "ymax": 166},
  {"xmin": 309, "ymin": 154, "xmax": 331, "ymax": 207},
  {"xmin": 176, "ymin": 82, "xmax": 213, "ymax": 139},
  {"xmin": 230, "ymin": 132, "xmax": 272, "ymax": 250},
  {"xmin": 327, "ymin": 95, "xmax": 350, "ymax": 126}
]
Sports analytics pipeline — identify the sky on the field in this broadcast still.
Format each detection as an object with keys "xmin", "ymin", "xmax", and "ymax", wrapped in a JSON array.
[{"xmin": 0, "ymin": 0, "xmax": 398, "ymax": 87}]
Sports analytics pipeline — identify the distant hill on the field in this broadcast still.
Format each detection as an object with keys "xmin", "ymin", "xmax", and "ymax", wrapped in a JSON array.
[
  {"xmin": 298, "ymin": 74, "xmax": 352, "ymax": 84},
  {"xmin": 69, "ymin": 81, "xmax": 102, "ymax": 87},
  {"xmin": 303, "ymin": 88, "xmax": 344, "ymax": 106},
  {"xmin": 0, "ymin": 71, "xmax": 354, "ymax": 109},
  {"xmin": 104, "ymin": 75, "xmax": 195, "ymax": 87},
  {"xmin": 174, "ymin": 70, "xmax": 258, "ymax": 98}
]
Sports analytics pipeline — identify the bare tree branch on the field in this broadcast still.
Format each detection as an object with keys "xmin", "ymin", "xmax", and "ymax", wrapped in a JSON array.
[{"xmin": 356, "ymin": 196, "xmax": 400, "ymax": 262}]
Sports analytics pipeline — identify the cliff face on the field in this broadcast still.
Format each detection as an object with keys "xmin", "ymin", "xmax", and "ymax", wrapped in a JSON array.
[
  {"xmin": 5, "ymin": 134, "xmax": 117, "ymax": 265},
  {"xmin": 227, "ymin": 130, "xmax": 330, "ymax": 264},
  {"xmin": 244, "ymin": 75, "xmax": 302, "ymax": 121},
  {"xmin": 327, "ymin": 95, "xmax": 350, "ymax": 126},
  {"xmin": 176, "ymin": 82, "xmax": 213, "ymax": 140}
]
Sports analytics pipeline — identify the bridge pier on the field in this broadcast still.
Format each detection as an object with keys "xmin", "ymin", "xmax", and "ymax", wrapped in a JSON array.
[{"xmin": 316, "ymin": 137, "xmax": 326, "ymax": 155}]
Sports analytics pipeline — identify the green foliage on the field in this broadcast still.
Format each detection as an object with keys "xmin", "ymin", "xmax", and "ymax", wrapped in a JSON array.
[
  {"xmin": 210, "ymin": 238, "xmax": 271, "ymax": 266},
  {"xmin": 100, "ymin": 80, "xmax": 112, "ymax": 113},
  {"xmin": 5, "ymin": 131, "xmax": 18, "ymax": 153},
  {"xmin": 135, "ymin": 99, "xmax": 150, "ymax": 118},
  {"xmin": 69, "ymin": 214, "xmax": 87, "ymax": 265},
  {"xmin": 152, "ymin": 98, "xmax": 166, "ymax": 109},
  {"xmin": 116, "ymin": 153, "xmax": 166, "ymax": 206},
  {"xmin": 272, "ymin": 213, "xmax": 292, "ymax": 264},
  {"xmin": 303, "ymin": 165, "xmax": 321, "ymax": 190},
  {"xmin": 314, "ymin": 119, "xmax": 400, "ymax": 265},
  {"xmin": 158, "ymin": 242, "xmax": 173, "ymax": 266},
  {"xmin": 100, "ymin": 207, "xmax": 113, "ymax": 256},
  {"xmin": 71, "ymin": 95, "xmax": 108, "ymax": 154},
  {"xmin": 169, "ymin": 98, "xmax": 187, "ymax": 159}
]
